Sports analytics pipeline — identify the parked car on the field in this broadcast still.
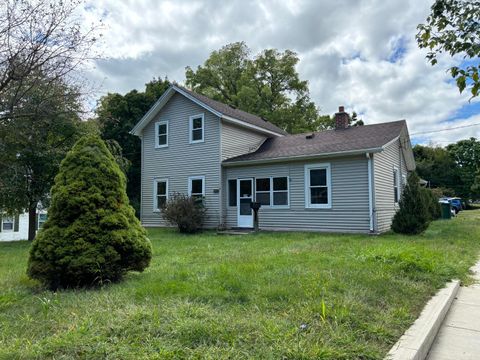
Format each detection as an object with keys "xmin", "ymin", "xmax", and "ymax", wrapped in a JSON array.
[{"xmin": 440, "ymin": 197, "xmax": 462, "ymax": 214}]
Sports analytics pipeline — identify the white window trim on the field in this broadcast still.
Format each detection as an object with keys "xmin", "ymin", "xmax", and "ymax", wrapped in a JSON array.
[
  {"xmin": 2, "ymin": 217, "xmax": 14, "ymax": 232},
  {"xmin": 402, "ymin": 174, "xmax": 407, "ymax": 189},
  {"xmin": 304, "ymin": 163, "xmax": 332, "ymax": 209},
  {"xmin": 155, "ymin": 120, "xmax": 169, "ymax": 148},
  {"xmin": 393, "ymin": 166, "xmax": 400, "ymax": 204},
  {"xmin": 188, "ymin": 176, "xmax": 206, "ymax": 197},
  {"xmin": 254, "ymin": 177, "xmax": 290, "ymax": 208},
  {"xmin": 189, "ymin": 113, "xmax": 205, "ymax": 144},
  {"xmin": 153, "ymin": 178, "xmax": 168, "ymax": 212}
]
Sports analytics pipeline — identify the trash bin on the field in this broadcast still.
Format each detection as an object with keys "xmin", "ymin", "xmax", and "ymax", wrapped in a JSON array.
[{"xmin": 441, "ymin": 202, "xmax": 452, "ymax": 219}]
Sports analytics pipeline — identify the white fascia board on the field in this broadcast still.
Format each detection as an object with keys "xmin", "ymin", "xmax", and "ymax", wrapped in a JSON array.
[
  {"xmin": 130, "ymin": 87, "xmax": 176, "ymax": 136},
  {"xmin": 222, "ymin": 148, "xmax": 383, "ymax": 167}
]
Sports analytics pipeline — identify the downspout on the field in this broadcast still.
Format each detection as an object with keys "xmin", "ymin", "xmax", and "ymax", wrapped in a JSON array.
[{"xmin": 366, "ymin": 152, "xmax": 374, "ymax": 233}]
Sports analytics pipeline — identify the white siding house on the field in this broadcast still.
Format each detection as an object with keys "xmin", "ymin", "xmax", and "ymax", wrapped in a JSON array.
[
  {"xmin": 131, "ymin": 85, "xmax": 415, "ymax": 233},
  {"xmin": 0, "ymin": 211, "xmax": 48, "ymax": 241}
]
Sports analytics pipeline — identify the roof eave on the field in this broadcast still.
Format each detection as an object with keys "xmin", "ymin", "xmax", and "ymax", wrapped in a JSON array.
[
  {"xmin": 129, "ymin": 84, "xmax": 286, "ymax": 137},
  {"xmin": 222, "ymin": 147, "xmax": 384, "ymax": 167}
]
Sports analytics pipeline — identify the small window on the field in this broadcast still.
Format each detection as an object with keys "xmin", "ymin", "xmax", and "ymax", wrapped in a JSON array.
[
  {"xmin": 393, "ymin": 168, "xmax": 399, "ymax": 203},
  {"xmin": 154, "ymin": 179, "xmax": 168, "ymax": 211},
  {"xmin": 38, "ymin": 213, "xmax": 48, "ymax": 229},
  {"xmin": 273, "ymin": 177, "xmax": 288, "ymax": 206},
  {"xmin": 2, "ymin": 217, "xmax": 14, "ymax": 231},
  {"xmin": 155, "ymin": 121, "xmax": 168, "ymax": 148},
  {"xmin": 255, "ymin": 178, "xmax": 271, "ymax": 206},
  {"xmin": 189, "ymin": 176, "xmax": 205, "ymax": 202},
  {"xmin": 228, "ymin": 179, "xmax": 237, "ymax": 206},
  {"xmin": 305, "ymin": 163, "xmax": 331, "ymax": 208},
  {"xmin": 402, "ymin": 174, "xmax": 407, "ymax": 189},
  {"xmin": 189, "ymin": 114, "xmax": 204, "ymax": 143}
]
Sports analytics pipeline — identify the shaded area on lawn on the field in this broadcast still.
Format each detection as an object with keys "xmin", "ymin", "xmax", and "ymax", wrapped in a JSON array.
[{"xmin": 0, "ymin": 211, "xmax": 479, "ymax": 359}]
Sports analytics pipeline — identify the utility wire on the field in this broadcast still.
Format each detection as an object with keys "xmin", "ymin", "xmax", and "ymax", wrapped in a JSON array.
[{"xmin": 411, "ymin": 122, "xmax": 480, "ymax": 136}]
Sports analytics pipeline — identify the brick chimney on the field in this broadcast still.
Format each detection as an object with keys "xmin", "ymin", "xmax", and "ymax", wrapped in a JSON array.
[{"xmin": 335, "ymin": 106, "xmax": 350, "ymax": 130}]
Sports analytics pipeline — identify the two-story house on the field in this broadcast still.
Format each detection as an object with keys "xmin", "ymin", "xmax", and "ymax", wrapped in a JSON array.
[{"xmin": 131, "ymin": 85, "xmax": 415, "ymax": 233}]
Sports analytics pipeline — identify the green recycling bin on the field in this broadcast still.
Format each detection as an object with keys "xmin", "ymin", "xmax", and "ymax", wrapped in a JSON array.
[{"xmin": 441, "ymin": 202, "xmax": 452, "ymax": 219}]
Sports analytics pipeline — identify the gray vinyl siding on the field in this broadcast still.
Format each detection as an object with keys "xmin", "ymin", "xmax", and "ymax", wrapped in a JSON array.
[
  {"xmin": 221, "ymin": 122, "xmax": 266, "ymax": 160},
  {"xmin": 223, "ymin": 156, "xmax": 370, "ymax": 233},
  {"xmin": 140, "ymin": 93, "xmax": 221, "ymax": 228},
  {"xmin": 373, "ymin": 138, "xmax": 408, "ymax": 232}
]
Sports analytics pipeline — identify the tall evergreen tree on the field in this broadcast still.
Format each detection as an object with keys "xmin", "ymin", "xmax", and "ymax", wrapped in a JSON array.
[
  {"xmin": 28, "ymin": 136, "xmax": 152, "ymax": 289},
  {"xmin": 392, "ymin": 172, "xmax": 430, "ymax": 235}
]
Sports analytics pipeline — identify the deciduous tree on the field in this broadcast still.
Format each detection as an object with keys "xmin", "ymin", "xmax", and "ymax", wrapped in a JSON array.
[{"xmin": 417, "ymin": 0, "xmax": 480, "ymax": 98}]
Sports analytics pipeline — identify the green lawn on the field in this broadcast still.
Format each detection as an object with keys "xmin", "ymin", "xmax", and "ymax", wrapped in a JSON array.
[{"xmin": 1, "ymin": 211, "xmax": 480, "ymax": 359}]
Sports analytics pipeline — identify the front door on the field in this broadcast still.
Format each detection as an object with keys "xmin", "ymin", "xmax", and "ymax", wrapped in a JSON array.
[{"xmin": 237, "ymin": 178, "xmax": 254, "ymax": 228}]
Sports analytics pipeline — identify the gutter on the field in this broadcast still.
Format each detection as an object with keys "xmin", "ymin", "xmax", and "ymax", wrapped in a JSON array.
[
  {"xmin": 222, "ymin": 147, "xmax": 384, "ymax": 167},
  {"xmin": 366, "ymin": 152, "xmax": 374, "ymax": 232}
]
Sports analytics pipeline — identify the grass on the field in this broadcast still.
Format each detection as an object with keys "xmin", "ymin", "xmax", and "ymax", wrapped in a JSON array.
[{"xmin": 1, "ymin": 211, "xmax": 480, "ymax": 359}]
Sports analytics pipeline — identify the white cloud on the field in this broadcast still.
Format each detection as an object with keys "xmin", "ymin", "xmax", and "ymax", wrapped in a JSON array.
[{"xmin": 81, "ymin": 0, "xmax": 479, "ymax": 145}]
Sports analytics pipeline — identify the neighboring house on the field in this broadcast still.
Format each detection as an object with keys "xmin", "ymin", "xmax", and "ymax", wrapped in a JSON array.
[
  {"xmin": 0, "ymin": 210, "xmax": 48, "ymax": 241},
  {"xmin": 131, "ymin": 85, "xmax": 415, "ymax": 233}
]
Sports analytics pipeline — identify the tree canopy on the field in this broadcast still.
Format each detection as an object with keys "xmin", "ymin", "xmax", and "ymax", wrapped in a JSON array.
[
  {"xmin": 186, "ymin": 42, "xmax": 325, "ymax": 134},
  {"xmin": 417, "ymin": 0, "xmax": 480, "ymax": 98},
  {"xmin": 413, "ymin": 137, "xmax": 480, "ymax": 200},
  {"xmin": 0, "ymin": 72, "xmax": 86, "ymax": 240}
]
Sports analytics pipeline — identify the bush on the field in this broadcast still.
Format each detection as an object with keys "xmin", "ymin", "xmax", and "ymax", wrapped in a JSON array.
[
  {"xmin": 27, "ymin": 136, "xmax": 152, "ymax": 290},
  {"xmin": 392, "ymin": 172, "xmax": 431, "ymax": 235},
  {"xmin": 422, "ymin": 188, "xmax": 442, "ymax": 221},
  {"xmin": 161, "ymin": 193, "xmax": 207, "ymax": 233}
]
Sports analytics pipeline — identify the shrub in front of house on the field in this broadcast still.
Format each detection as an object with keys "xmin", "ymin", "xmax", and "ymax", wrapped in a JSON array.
[
  {"xmin": 392, "ymin": 172, "xmax": 430, "ymax": 235},
  {"xmin": 161, "ymin": 193, "xmax": 207, "ymax": 233},
  {"xmin": 27, "ymin": 136, "xmax": 152, "ymax": 290},
  {"xmin": 422, "ymin": 187, "xmax": 442, "ymax": 221}
]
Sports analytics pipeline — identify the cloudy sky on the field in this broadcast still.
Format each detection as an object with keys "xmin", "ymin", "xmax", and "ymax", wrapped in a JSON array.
[{"xmin": 81, "ymin": 0, "xmax": 480, "ymax": 145}]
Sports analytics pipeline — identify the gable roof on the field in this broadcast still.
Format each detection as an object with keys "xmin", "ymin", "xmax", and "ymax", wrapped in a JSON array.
[
  {"xmin": 224, "ymin": 120, "xmax": 415, "ymax": 170},
  {"xmin": 130, "ymin": 85, "xmax": 288, "ymax": 137}
]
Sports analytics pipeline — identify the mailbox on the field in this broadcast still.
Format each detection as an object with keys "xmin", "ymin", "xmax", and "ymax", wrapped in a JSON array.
[
  {"xmin": 250, "ymin": 201, "xmax": 261, "ymax": 211},
  {"xmin": 250, "ymin": 201, "xmax": 261, "ymax": 231}
]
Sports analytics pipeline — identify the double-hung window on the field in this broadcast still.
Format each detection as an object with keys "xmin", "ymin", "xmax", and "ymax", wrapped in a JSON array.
[
  {"xmin": 38, "ymin": 214, "xmax": 48, "ymax": 229},
  {"xmin": 393, "ymin": 167, "xmax": 400, "ymax": 203},
  {"xmin": 255, "ymin": 178, "xmax": 271, "ymax": 206},
  {"xmin": 154, "ymin": 179, "xmax": 168, "ymax": 211},
  {"xmin": 155, "ymin": 120, "xmax": 168, "ymax": 148},
  {"xmin": 255, "ymin": 177, "xmax": 289, "ymax": 207},
  {"xmin": 188, "ymin": 176, "xmax": 205, "ymax": 203},
  {"xmin": 305, "ymin": 163, "xmax": 331, "ymax": 208},
  {"xmin": 2, "ymin": 217, "xmax": 14, "ymax": 231},
  {"xmin": 189, "ymin": 114, "xmax": 204, "ymax": 143}
]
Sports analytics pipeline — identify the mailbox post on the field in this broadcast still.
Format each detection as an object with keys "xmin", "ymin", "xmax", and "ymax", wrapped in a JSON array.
[{"xmin": 250, "ymin": 201, "xmax": 261, "ymax": 231}]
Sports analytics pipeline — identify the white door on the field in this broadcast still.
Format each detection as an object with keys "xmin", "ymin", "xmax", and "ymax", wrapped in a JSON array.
[{"xmin": 237, "ymin": 178, "xmax": 254, "ymax": 228}]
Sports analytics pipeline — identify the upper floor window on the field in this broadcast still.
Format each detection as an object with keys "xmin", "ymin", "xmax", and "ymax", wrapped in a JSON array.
[
  {"xmin": 155, "ymin": 120, "xmax": 168, "ymax": 148},
  {"xmin": 2, "ymin": 217, "xmax": 14, "ymax": 231},
  {"xmin": 189, "ymin": 114, "xmax": 204, "ymax": 143},
  {"xmin": 393, "ymin": 167, "xmax": 400, "ymax": 203},
  {"xmin": 188, "ymin": 176, "xmax": 205, "ymax": 202},
  {"xmin": 154, "ymin": 178, "xmax": 168, "ymax": 211},
  {"xmin": 305, "ymin": 163, "xmax": 331, "ymax": 208}
]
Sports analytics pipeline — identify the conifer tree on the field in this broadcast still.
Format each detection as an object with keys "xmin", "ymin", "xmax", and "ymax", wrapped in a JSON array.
[
  {"xmin": 27, "ymin": 136, "xmax": 152, "ymax": 289},
  {"xmin": 392, "ymin": 172, "xmax": 430, "ymax": 235}
]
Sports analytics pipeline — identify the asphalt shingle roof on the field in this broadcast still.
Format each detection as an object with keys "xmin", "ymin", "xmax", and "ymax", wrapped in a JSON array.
[
  {"xmin": 176, "ymin": 86, "xmax": 289, "ymax": 136},
  {"xmin": 223, "ymin": 120, "xmax": 407, "ymax": 163}
]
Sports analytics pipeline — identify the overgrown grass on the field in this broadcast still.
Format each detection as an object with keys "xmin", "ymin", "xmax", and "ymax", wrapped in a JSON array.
[{"xmin": 1, "ymin": 211, "xmax": 479, "ymax": 359}]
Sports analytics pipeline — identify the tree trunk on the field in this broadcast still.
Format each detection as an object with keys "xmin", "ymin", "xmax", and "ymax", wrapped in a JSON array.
[{"xmin": 28, "ymin": 206, "xmax": 37, "ymax": 241}]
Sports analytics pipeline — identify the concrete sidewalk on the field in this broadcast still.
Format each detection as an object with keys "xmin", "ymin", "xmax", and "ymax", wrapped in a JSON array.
[{"xmin": 426, "ymin": 262, "xmax": 480, "ymax": 360}]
